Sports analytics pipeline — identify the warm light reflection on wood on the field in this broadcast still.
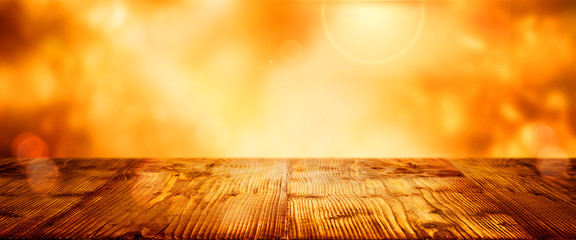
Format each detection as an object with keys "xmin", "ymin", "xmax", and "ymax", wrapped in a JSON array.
[{"xmin": 0, "ymin": 158, "xmax": 575, "ymax": 239}]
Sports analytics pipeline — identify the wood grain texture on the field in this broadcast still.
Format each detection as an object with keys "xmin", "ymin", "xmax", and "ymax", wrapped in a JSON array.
[
  {"xmin": 0, "ymin": 158, "xmax": 288, "ymax": 239},
  {"xmin": 452, "ymin": 158, "xmax": 576, "ymax": 239},
  {"xmin": 288, "ymin": 158, "xmax": 533, "ymax": 239},
  {"xmin": 0, "ymin": 158, "xmax": 575, "ymax": 239}
]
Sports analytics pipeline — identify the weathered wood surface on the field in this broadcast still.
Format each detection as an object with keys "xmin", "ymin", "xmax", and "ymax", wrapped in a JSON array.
[{"xmin": 0, "ymin": 158, "xmax": 575, "ymax": 239}]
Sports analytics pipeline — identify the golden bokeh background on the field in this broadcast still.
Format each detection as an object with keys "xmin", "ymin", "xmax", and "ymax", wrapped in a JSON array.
[{"xmin": 1, "ymin": 0, "xmax": 575, "ymax": 158}]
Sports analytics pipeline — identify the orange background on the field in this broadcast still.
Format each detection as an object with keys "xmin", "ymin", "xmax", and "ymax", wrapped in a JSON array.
[{"xmin": 0, "ymin": 0, "xmax": 574, "ymax": 158}]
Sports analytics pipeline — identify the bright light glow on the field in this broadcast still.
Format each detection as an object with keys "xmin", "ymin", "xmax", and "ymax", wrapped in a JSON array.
[
  {"xmin": 0, "ymin": 1, "xmax": 575, "ymax": 158},
  {"xmin": 321, "ymin": 1, "xmax": 426, "ymax": 64}
]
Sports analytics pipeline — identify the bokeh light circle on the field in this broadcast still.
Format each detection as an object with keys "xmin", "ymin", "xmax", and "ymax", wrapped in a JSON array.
[{"xmin": 321, "ymin": 0, "xmax": 426, "ymax": 64}]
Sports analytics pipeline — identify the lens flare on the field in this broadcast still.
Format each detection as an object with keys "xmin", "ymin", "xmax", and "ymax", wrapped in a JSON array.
[
  {"xmin": 279, "ymin": 40, "xmax": 304, "ymax": 65},
  {"xmin": 131, "ymin": 159, "xmax": 174, "ymax": 206},
  {"xmin": 321, "ymin": 0, "xmax": 426, "ymax": 64},
  {"xmin": 22, "ymin": 157, "xmax": 61, "ymax": 193},
  {"xmin": 522, "ymin": 123, "xmax": 559, "ymax": 156},
  {"xmin": 11, "ymin": 132, "xmax": 50, "ymax": 158},
  {"xmin": 537, "ymin": 147, "xmax": 569, "ymax": 177}
]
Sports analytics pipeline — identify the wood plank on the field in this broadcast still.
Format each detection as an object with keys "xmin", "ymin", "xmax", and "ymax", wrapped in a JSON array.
[
  {"xmin": 0, "ymin": 158, "xmax": 575, "ymax": 239},
  {"xmin": 287, "ymin": 158, "xmax": 537, "ymax": 239},
  {"xmin": 0, "ymin": 158, "xmax": 288, "ymax": 239},
  {"xmin": 452, "ymin": 158, "xmax": 576, "ymax": 239},
  {"xmin": 0, "ymin": 158, "xmax": 134, "ymax": 238}
]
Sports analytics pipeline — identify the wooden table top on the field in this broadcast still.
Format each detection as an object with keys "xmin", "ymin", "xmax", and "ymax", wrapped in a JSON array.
[{"xmin": 0, "ymin": 158, "xmax": 575, "ymax": 239}]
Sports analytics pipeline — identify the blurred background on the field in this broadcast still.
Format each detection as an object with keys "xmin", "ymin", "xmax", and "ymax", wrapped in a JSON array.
[{"xmin": 0, "ymin": 0, "xmax": 574, "ymax": 158}]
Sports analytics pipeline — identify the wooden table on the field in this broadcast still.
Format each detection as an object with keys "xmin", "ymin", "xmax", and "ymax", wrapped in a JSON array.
[{"xmin": 0, "ymin": 158, "xmax": 575, "ymax": 239}]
